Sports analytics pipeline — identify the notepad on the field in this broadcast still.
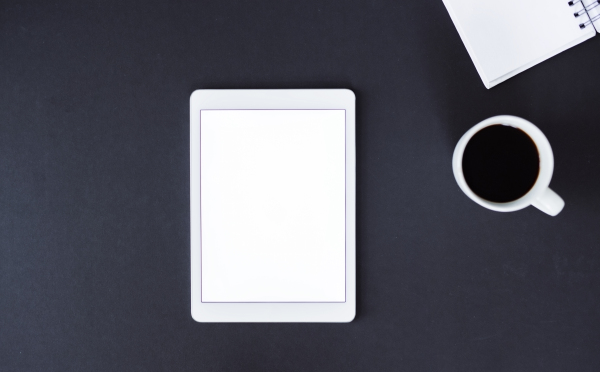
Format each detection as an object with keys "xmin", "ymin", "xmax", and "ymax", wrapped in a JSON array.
[{"xmin": 442, "ymin": 0, "xmax": 599, "ymax": 88}]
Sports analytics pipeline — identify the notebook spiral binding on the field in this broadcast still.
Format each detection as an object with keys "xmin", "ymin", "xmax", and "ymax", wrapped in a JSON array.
[{"xmin": 569, "ymin": 0, "xmax": 600, "ymax": 28}]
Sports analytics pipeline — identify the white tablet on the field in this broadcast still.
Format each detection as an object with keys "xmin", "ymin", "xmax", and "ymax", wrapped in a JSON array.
[{"xmin": 190, "ymin": 89, "xmax": 355, "ymax": 322}]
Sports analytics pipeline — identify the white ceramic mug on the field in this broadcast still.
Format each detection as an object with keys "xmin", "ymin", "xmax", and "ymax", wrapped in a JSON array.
[{"xmin": 452, "ymin": 115, "xmax": 565, "ymax": 216}]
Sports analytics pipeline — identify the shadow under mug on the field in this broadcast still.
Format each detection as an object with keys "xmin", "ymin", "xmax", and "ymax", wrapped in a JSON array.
[{"xmin": 452, "ymin": 115, "xmax": 565, "ymax": 216}]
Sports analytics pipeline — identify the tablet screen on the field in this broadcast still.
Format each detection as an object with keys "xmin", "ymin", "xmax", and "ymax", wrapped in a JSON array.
[{"xmin": 200, "ymin": 110, "xmax": 346, "ymax": 303}]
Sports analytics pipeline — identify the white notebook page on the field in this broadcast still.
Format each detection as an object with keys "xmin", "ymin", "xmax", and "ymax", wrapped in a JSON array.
[{"xmin": 443, "ymin": 0, "xmax": 596, "ymax": 87}]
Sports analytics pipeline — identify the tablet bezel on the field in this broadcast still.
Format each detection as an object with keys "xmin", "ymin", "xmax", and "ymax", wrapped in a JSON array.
[{"xmin": 190, "ymin": 89, "xmax": 355, "ymax": 322}]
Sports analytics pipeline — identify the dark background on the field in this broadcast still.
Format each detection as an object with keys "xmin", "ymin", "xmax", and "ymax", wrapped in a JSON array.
[{"xmin": 1, "ymin": 0, "xmax": 599, "ymax": 371}]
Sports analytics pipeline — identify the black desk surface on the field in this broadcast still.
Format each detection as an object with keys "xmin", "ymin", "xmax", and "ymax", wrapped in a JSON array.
[{"xmin": 2, "ymin": 1, "xmax": 600, "ymax": 371}]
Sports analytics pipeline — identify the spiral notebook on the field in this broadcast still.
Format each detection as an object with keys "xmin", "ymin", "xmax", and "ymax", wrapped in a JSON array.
[{"xmin": 443, "ymin": 0, "xmax": 600, "ymax": 88}]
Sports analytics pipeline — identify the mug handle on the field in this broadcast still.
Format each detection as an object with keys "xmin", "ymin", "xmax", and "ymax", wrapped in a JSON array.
[{"xmin": 531, "ymin": 187, "xmax": 565, "ymax": 216}]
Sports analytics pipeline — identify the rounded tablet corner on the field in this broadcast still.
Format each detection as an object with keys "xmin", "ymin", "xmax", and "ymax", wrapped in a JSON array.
[
  {"xmin": 340, "ymin": 89, "xmax": 355, "ymax": 101},
  {"xmin": 189, "ymin": 89, "xmax": 204, "ymax": 104},
  {"xmin": 191, "ymin": 307, "xmax": 203, "ymax": 323},
  {"xmin": 340, "ymin": 308, "xmax": 356, "ymax": 323}
]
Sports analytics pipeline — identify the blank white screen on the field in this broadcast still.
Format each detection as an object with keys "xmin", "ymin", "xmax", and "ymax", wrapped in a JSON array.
[{"xmin": 200, "ymin": 110, "xmax": 346, "ymax": 302}]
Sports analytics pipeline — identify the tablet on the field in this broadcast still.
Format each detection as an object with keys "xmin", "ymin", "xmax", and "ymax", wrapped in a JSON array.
[{"xmin": 190, "ymin": 89, "xmax": 355, "ymax": 322}]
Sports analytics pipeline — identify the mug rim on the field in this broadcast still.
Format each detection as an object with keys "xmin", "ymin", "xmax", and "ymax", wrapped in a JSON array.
[{"xmin": 452, "ymin": 115, "xmax": 554, "ymax": 212}]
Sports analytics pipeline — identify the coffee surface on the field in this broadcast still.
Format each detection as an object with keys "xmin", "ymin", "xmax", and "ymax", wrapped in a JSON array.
[{"xmin": 462, "ymin": 125, "xmax": 539, "ymax": 203}]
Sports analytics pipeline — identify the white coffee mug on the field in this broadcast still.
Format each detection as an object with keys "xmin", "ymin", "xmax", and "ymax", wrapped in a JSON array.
[{"xmin": 452, "ymin": 115, "xmax": 565, "ymax": 216}]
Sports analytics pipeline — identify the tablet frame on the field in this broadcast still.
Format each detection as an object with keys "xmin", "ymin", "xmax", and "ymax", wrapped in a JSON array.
[{"xmin": 190, "ymin": 89, "xmax": 356, "ymax": 322}]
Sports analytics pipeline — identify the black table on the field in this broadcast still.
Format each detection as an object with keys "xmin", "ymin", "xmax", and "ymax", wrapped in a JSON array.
[{"xmin": 2, "ymin": 1, "xmax": 599, "ymax": 371}]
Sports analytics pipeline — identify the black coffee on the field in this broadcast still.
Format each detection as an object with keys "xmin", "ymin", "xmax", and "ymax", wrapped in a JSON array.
[{"xmin": 462, "ymin": 125, "xmax": 539, "ymax": 203}]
